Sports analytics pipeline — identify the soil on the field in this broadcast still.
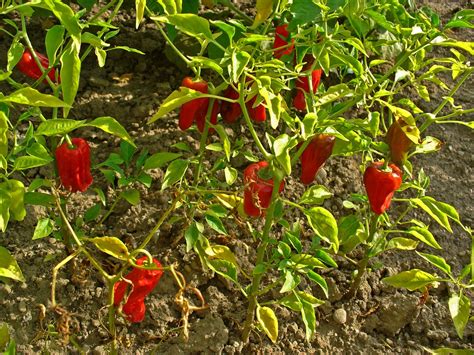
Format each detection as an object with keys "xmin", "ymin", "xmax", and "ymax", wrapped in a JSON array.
[{"xmin": 0, "ymin": 1, "xmax": 473, "ymax": 354}]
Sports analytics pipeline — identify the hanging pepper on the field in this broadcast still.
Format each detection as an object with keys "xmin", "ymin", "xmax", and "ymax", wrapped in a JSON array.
[
  {"xmin": 220, "ymin": 86, "xmax": 242, "ymax": 123},
  {"xmin": 300, "ymin": 134, "xmax": 335, "ymax": 185},
  {"xmin": 55, "ymin": 138, "xmax": 93, "ymax": 192},
  {"xmin": 386, "ymin": 118, "xmax": 418, "ymax": 166},
  {"xmin": 195, "ymin": 99, "xmax": 219, "ymax": 133},
  {"xmin": 114, "ymin": 256, "xmax": 163, "ymax": 323},
  {"xmin": 273, "ymin": 24, "xmax": 295, "ymax": 59},
  {"xmin": 243, "ymin": 161, "xmax": 284, "ymax": 217},
  {"xmin": 246, "ymin": 96, "xmax": 266, "ymax": 122},
  {"xmin": 293, "ymin": 56, "xmax": 322, "ymax": 111},
  {"xmin": 363, "ymin": 162, "xmax": 402, "ymax": 215},
  {"xmin": 16, "ymin": 49, "xmax": 59, "ymax": 83},
  {"xmin": 0, "ymin": 179, "xmax": 26, "ymax": 222}
]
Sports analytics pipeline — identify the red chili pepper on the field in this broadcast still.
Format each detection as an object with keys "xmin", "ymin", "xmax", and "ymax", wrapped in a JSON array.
[
  {"xmin": 273, "ymin": 24, "xmax": 294, "ymax": 59},
  {"xmin": 55, "ymin": 138, "xmax": 93, "ymax": 192},
  {"xmin": 300, "ymin": 134, "xmax": 335, "ymax": 185},
  {"xmin": 220, "ymin": 86, "xmax": 242, "ymax": 123},
  {"xmin": 114, "ymin": 256, "xmax": 163, "ymax": 323},
  {"xmin": 363, "ymin": 162, "xmax": 402, "ymax": 215},
  {"xmin": 196, "ymin": 99, "xmax": 219, "ymax": 133},
  {"xmin": 293, "ymin": 57, "xmax": 322, "ymax": 111},
  {"xmin": 179, "ymin": 77, "xmax": 209, "ymax": 131},
  {"xmin": 243, "ymin": 161, "xmax": 284, "ymax": 217},
  {"xmin": 16, "ymin": 49, "xmax": 59, "ymax": 83},
  {"xmin": 386, "ymin": 118, "xmax": 415, "ymax": 166},
  {"xmin": 246, "ymin": 96, "xmax": 266, "ymax": 122}
]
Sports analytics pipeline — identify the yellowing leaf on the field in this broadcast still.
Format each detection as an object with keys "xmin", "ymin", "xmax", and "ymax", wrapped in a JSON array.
[
  {"xmin": 252, "ymin": 0, "xmax": 273, "ymax": 28},
  {"xmin": 257, "ymin": 306, "xmax": 278, "ymax": 343},
  {"xmin": 205, "ymin": 245, "xmax": 238, "ymax": 266},
  {"xmin": 90, "ymin": 236, "xmax": 129, "ymax": 260}
]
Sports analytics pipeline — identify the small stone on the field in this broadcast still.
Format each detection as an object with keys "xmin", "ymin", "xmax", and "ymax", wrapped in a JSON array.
[
  {"xmin": 18, "ymin": 301, "xmax": 27, "ymax": 313},
  {"xmin": 333, "ymin": 308, "xmax": 347, "ymax": 324},
  {"xmin": 427, "ymin": 329, "xmax": 449, "ymax": 342}
]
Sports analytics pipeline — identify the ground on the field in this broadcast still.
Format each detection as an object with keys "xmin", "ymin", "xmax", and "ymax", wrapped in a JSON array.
[{"xmin": 0, "ymin": 1, "xmax": 473, "ymax": 353}]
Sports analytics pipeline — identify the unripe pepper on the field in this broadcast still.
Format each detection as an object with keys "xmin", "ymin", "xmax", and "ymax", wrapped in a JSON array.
[
  {"xmin": 243, "ymin": 161, "xmax": 284, "ymax": 217},
  {"xmin": 386, "ymin": 118, "xmax": 416, "ymax": 166},
  {"xmin": 55, "ymin": 138, "xmax": 93, "ymax": 192},
  {"xmin": 16, "ymin": 49, "xmax": 59, "ymax": 83},
  {"xmin": 0, "ymin": 179, "xmax": 26, "ymax": 221},
  {"xmin": 363, "ymin": 162, "xmax": 402, "ymax": 215},
  {"xmin": 300, "ymin": 134, "xmax": 335, "ymax": 185},
  {"xmin": 273, "ymin": 24, "xmax": 294, "ymax": 59},
  {"xmin": 293, "ymin": 57, "xmax": 322, "ymax": 111},
  {"xmin": 114, "ymin": 256, "xmax": 163, "ymax": 323},
  {"xmin": 220, "ymin": 86, "xmax": 242, "ymax": 123}
]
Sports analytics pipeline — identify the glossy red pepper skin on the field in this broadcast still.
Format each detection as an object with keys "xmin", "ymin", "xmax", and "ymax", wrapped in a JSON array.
[
  {"xmin": 246, "ymin": 96, "xmax": 266, "ymax": 122},
  {"xmin": 55, "ymin": 138, "xmax": 93, "ymax": 192},
  {"xmin": 273, "ymin": 24, "xmax": 294, "ymax": 59},
  {"xmin": 220, "ymin": 87, "xmax": 242, "ymax": 123},
  {"xmin": 114, "ymin": 256, "xmax": 163, "ymax": 323},
  {"xmin": 16, "ymin": 49, "xmax": 59, "ymax": 83},
  {"xmin": 300, "ymin": 134, "xmax": 335, "ymax": 185},
  {"xmin": 179, "ymin": 77, "xmax": 209, "ymax": 131},
  {"xmin": 196, "ymin": 99, "xmax": 219, "ymax": 133},
  {"xmin": 386, "ymin": 118, "xmax": 414, "ymax": 166},
  {"xmin": 293, "ymin": 65, "xmax": 322, "ymax": 111},
  {"xmin": 243, "ymin": 161, "xmax": 284, "ymax": 217},
  {"xmin": 363, "ymin": 162, "xmax": 402, "ymax": 215}
]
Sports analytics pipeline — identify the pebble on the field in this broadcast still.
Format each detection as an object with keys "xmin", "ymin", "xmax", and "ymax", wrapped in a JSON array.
[
  {"xmin": 333, "ymin": 308, "xmax": 347, "ymax": 324},
  {"xmin": 427, "ymin": 329, "xmax": 449, "ymax": 342},
  {"xmin": 18, "ymin": 301, "xmax": 27, "ymax": 313}
]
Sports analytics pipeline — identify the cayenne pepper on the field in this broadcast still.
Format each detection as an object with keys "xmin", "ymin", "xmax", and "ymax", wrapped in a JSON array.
[
  {"xmin": 363, "ymin": 162, "xmax": 402, "ymax": 215},
  {"xmin": 273, "ymin": 24, "xmax": 295, "ymax": 59},
  {"xmin": 299, "ymin": 134, "xmax": 335, "ymax": 185},
  {"xmin": 114, "ymin": 256, "xmax": 164, "ymax": 323},
  {"xmin": 55, "ymin": 138, "xmax": 93, "ymax": 193},
  {"xmin": 16, "ymin": 49, "xmax": 59, "ymax": 83}
]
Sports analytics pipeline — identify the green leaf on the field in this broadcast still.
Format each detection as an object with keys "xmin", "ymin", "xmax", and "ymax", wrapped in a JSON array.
[
  {"xmin": 136, "ymin": 0, "xmax": 146, "ymax": 28},
  {"xmin": 299, "ymin": 185, "xmax": 333, "ymax": 205},
  {"xmin": 214, "ymin": 124, "xmax": 231, "ymax": 161},
  {"xmin": 0, "ymin": 87, "xmax": 69, "ymax": 107},
  {"xmin": 256, "ymin": 306, "xmax": 278, "ymax": 343},
  {"xmin": 32, "ymin": 217, "xmax": 54, "ymax": 240},
  {"xmin": 205, "ymin": 213, "xmax": 227, "ymax": 235},
  {"xmin": 46, "ymin": 25, "xmax": 65, "ymax": 63},
  {"xmin": 386, "ymin": 237, "xmax": 418, "ymax": 250},
  {"xmin": 280, "ymin": 270, "xmax": 300, "ymax": 293},
  {"xmin": 273, "ymin": 134, "xmax": 291, "ymax": 176},
  {"xmin": 13, "ymin": 156, "xmax": 51, "ymax": 171},
  {"xmin": 428, "ymin": 347, "xmax": 474, "ymax": 355},
  {"xmin": 0, "ymin": 323, "xmax": 10, "ymax": 351},
  {"xmin": 304, "ymin": 207, "xmax": 339, "ymax": 252},
  {"xmin": 300, "ymin": 299, "xmax": 316, "ymax": 341},
  {"xmin": 448, "ymin": 294, "xmax": 470, "ymax": 339},
  {"xmin": 204, "ymin": 244, "xmax": 237, "ymax": 266},
  {"xmin": 120, "ymin": 189, "xmax": 140, "ymax": 206},
  {"xmin": 87, "ymin": 116, "xmax": 135, "ymax": 147},
  {"xmin": 405, "ymin": 226, "xmax": 441, "ymax": 249},
  {"xmin": 90, "ymin": 236, "xmax": 129, "ymax": 260},
  {"xmin": 148, "ymin": 88, "xmax": 204, "ymax": 123},
  {"xmin": 7, "ymin": 41, "xmax": 24, "ymax": 72},
  {"xmin": 411, "ymin": 197, "xmax": 457, "ymax": 232},
  {"xmin": 24, "ymin": 192, "xmax": 55, "ymax": 206},
  {"xmin": 152, "ymin": 14, "xmax": 213, "ymax": 41},
  {"xmin": 231, "ymin": 51, "xmax": 251, "ymax": 83},
  {"xmin": 224, "ymin": 166, "xmax": 238, "ymax": 185},
  {"xmin": 42, "ymin": 0, "xmax": 82, "ymax": 39},
  {"xmin": 36, "ymin": 119, "xmax": 86, "ymax": 136},
  {"xmin": 84, "ymin": 203, "xmax": 101, "ymax": 222},
  {"xmin": 161, "ymin": 159, "xmax": 189, "ymax": 190},
  {"xmin": 60, "ymin": 43, "xmax": 81, "ymax": 117},
  {"xmin": 191, "ymin": 56, "xmax": 223, "ymax": 75},
  {"xmin": 289, "ymin": 0, "xmax": 321, "ymax": 28},
  {"xmin": 306, "ymin": 270, "xmax": 329, "ymax": 298},
  {"xmin": 207, "ymin": 258, "xmax": 238, "ymax": 283},
  {"xmin": 0, "ymin": 246, "xmax": 24, "ymax": 282},
  {"xmin": 185, "ymin": 221, "xmax": 201, "ymax": 252},
  {"xmin": 382, "ymin": 269, "xmax": 441, "ymax": 291},
  {"xmin": 157, "ymin": 0, "xmax": 182, "ymax": 14},
  {"xmin": 144, "ymin": 152, "xmax": 182, "ymax": 170},
  {"xmin": 416, "ymin": 252, "xmax": 452, "ymax": 276},
  {"xmin": 0, "ymin": 190, "xmax": 10, "ymax": 232}
]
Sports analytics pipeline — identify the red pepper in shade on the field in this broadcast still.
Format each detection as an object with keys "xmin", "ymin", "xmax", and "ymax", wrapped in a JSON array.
[
  {"xmin": 363, "ymin": 162, "xmax": 402, "ymax": 215},
  {"xmin": 293, "ymin": 57, "xmax": 322, "ymax": 111},
  {"xmin": 386, "ymin": 118, "xmax": 417, "ymax": 166},
  {"xmin": 195, "ymin": 99, "xmax": 219, "ymax": 133},
  {"xmin": 179, "ymin": 77, "xmax": 209, "ymax": 131},
  {"xmin": 114, "ymin": 256, "xmax": 164, "ymax": 323},
  {"xmin": 246, "ymin": 96, "xmax": 266, "ymax": 122},
  {"xmin": 220, "ymin": 86, "xmax": 242, "ymax": 123},
  {"xmin": 273, "ymin": 24, "xmax": 294, "ymax": 59},
  {"xmin": 299, "ymin": 134, "xmax": 335, "ymax": 185},
  {"xmin": 243, "ymin": 161, "xmax": 284, "ymax": 217},
  {"xmin": 55, "ymin": 138, "xmax": 93, "ymax": 192},
  {"xmin": 16, "ymin": 49, "xmax": 59, "ymax": 83}
]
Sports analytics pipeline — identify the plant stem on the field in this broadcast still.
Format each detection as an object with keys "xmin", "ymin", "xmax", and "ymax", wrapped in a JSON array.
[
  {"xmin": 193, "ymin": 98, "xmax": 216, "ymax": 185},
  {"xmin": 241, "ymin": 172, "xmax": 283, "ymax": 342},
  {"xmin": 99, "ymin": 194, "xmax": 122, "ymax": 224},
  {"xmin": 219, "ymin": 0, "xmax": 253, "ymax": 24},
  {"xmin": 107, "ymin": 279, "xmax": 118, "ymax": 354}
]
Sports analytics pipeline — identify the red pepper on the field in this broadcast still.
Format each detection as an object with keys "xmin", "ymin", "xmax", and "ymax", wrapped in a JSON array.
[
  {"xmin": 16, "ymin": 49, "xmax": 59, "ymax": 83},
  {"xmin": 220, "ymin": 86, "xmax": 242, "ymax": 123},
  {"xmin": 114, "ymin": 256, "xmax": 163, "ymax": 323},
  {"xmin": 273, "ymin": 24, "xmax": 294, "ymax": 59},
  {"xmin": 299, "ymin": 134, "xmax": 335, "ymax": 185},
  {"xmin": 293, "ymin": 57, "xmax": 322, "ymax": 111},
  {"xmin": 386, "ymin": 118, "xmax": 415, "ymax": 166},
  {"xmin": 179, "ymin": 77, "xmax": 210, "ymax": 131},
  {"xmin": 363, "ymin": 162, "xmax": 402, "ymax": 215},
  {"xmin": 243, "ymin": 161, "xmax": 284, "ymax": 217},
  {"xmin": 246, "ymin": 96, "xmax": 266, "ymax": 122},
  {"xmin": 196, "ymin": 99, "xmax": 219, "ymax": 133},
  {"xmin": 55, "ymin": 138, "xmax": 93, "ymax": 192}
]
